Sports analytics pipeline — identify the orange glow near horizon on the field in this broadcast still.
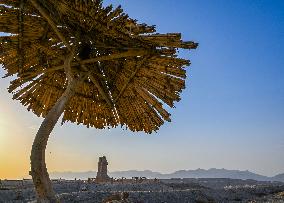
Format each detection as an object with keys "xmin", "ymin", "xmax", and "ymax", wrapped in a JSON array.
[
  {"xmin": 0, "ymin": 132, "xmax": 30, "ymax": 179},
  {"xmin": 0, "ymin": 155, "xmax": 30, "ymax": 180},
  {"xmin": 0, "ymin": 111, "xmax": 33, "ymax": 180}
]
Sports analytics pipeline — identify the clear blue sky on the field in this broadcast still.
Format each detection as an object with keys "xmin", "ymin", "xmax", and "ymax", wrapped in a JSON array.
[{"xmin": 0, "ymin": 0, "xmax": 283, "ymax": 178}]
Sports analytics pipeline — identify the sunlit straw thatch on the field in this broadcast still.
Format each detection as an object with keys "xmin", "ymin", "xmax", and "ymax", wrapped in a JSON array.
[{"xmin": 0, "ymin": 0, "xmax": 198, "ymax": 133}]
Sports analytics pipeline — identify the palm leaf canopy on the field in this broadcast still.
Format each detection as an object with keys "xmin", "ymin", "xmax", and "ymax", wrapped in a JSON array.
[{"xmin": 0, "ymin": 0, "xmax": 198, "ymax": 133}]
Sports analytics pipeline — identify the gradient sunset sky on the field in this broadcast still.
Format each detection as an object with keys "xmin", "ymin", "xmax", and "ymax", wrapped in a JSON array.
[{"xmin": 0, "ymin": 0, "xmax": 284, "ymax": 179}]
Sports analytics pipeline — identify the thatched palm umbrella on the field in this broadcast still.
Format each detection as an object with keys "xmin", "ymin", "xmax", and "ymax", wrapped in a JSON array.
[{"xmin": 0, "ymin": 0, "xmax": 198, "ymax": 202}]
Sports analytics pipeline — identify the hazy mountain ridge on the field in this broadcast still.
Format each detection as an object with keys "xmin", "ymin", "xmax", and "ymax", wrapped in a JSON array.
[
  {"xmin": 271, "ymin": 173, "xmax": 284, "ymax": 182},
  {"xmin": 50, "ymin": 169, "xmax": 284, "ymax": 182}
]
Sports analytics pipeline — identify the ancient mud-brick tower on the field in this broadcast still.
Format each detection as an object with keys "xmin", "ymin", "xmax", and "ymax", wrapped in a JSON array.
[{"xmin": 96, "ymin": 156, "xmax": 111, "ymax": 182}]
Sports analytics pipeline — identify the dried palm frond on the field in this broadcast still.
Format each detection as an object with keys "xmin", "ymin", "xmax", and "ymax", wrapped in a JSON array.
[{"xmin": 0, "ymin": 0, "xmax": 198, "ymax": 133}]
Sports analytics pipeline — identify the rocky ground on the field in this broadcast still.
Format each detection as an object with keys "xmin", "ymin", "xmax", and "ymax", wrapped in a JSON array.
[{"xmin": 0, "ymin": 178, "xmax": 283, "ymax": 202}]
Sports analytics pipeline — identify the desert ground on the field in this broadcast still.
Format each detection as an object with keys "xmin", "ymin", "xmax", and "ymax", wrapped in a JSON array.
[{"xmin": 0, "ymin": 178, "xmax": 284, "ymax": 203}]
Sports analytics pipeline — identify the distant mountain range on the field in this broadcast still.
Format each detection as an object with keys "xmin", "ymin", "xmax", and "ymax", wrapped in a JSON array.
[{"xmin": 49, "ymin": 169, "xmax": 284, "ymax": 182}]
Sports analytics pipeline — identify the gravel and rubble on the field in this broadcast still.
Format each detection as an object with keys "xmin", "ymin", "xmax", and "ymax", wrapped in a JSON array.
[{"xmin": 0, "ymin": 179, "xmax": 283, "ymax": 202}]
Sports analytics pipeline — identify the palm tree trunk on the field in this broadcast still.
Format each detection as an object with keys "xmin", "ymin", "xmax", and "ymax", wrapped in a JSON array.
[
  {"xmin": 30, "ymin": 54, "xmax": 77, "ymax": 202},
  {"xmin": 30, "ymin": 78, "xmax": 77, "ymax": 202}
]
